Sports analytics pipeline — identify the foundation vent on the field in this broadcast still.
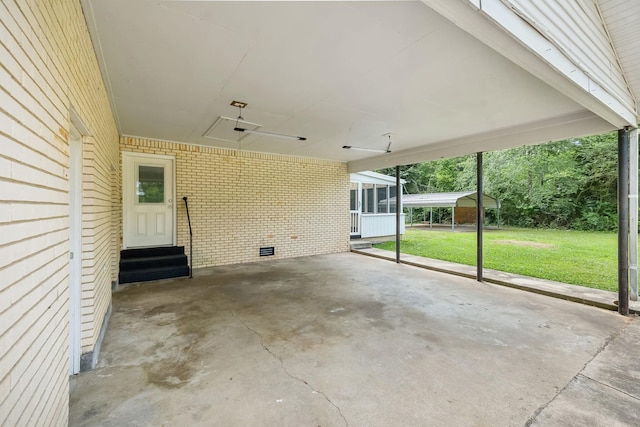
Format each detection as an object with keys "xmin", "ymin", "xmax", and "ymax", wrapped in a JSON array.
[{"xmin": 259, "ymin": 247, "xmax": 275, "ymax": 257}]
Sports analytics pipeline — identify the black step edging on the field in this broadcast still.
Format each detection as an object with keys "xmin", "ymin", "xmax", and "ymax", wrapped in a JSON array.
[
  {"xmin": 118, "ymin": 265, "xmax": 190, "ymax": 284},
  {"xmin": 118, "ymin": 246, "xmax": 189, "ymax": 284},
  {"xmin": 119, "ymin": 254, "xmax": 187, "ymax": 271},
  {"xmin": 120, "ymin": 246, "xmax": 185, "ymax": 259}
]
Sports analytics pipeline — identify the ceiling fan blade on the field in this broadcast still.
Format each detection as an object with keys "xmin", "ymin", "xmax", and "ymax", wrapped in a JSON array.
[
  {"xmin": 342, "ymin": 145, "xmax": 391, "ymax": 153},
  {"xmin": 234, "ymin": 127, "xmax": 307, "ymax": 141}
]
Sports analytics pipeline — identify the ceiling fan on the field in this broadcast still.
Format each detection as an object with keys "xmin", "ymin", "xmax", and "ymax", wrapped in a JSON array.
[
  {"xmin": 343, "ymin": 133, "xmax": 393, "ymax": 153},
  {"xmin": 231, "ymin": 101, "xmax": 307, "ymax": 141}
]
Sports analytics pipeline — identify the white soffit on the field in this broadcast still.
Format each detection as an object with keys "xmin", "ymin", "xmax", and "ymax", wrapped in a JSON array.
[
  {"xmin": 82, "ymin": 0, "xmax": 622, "ymax": 169},
  {"xmin": 348, "ymin": 110, "xmax": 612, "ymax": 172}
]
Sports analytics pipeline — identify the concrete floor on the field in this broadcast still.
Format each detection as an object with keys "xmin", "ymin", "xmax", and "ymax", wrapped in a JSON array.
[{"xmin": 70, "ymin": 252, "xmax": 639, "ymax": 426}]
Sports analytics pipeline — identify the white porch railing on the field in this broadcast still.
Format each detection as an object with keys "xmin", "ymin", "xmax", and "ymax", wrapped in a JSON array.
[{"xmin": 350, "ymin": 211, "xmax": 360, "ymax": 235}]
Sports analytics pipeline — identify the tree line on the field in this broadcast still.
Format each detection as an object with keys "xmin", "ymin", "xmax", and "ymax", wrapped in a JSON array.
[{"xmin": 379, "ymin": 131, "xmax": 623, "ymax": 231}]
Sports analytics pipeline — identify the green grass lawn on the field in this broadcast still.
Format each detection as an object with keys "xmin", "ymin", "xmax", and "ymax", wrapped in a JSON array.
[{"xmin": 374, "ymin": 227, "xmax": 619, "ymax": 291}]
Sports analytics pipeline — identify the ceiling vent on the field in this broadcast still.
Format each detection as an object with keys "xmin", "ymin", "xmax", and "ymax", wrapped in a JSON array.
[{"xmin": 203, "ymin": 116, "xmax": 262, "ymax": 143}]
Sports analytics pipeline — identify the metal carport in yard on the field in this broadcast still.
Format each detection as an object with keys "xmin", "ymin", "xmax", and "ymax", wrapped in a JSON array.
[{"xmin": 403, "ymin": 191, "xmax": 500, "ymax": 230}]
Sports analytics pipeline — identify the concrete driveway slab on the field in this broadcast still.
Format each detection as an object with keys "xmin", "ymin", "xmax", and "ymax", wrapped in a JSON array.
[
  {"xmin": 581, "ymin": 319, "xmax": 640, "ymax": 398},
  {"xmin": 70, "ymin": 253, "xmax": 633, "ymax": 426},
  {"xmin": 529, "ymin": 374, "xmax": 640, "ymax": 427}
]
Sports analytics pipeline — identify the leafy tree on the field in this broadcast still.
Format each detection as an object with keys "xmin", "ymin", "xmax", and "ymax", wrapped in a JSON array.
[
  {"xmin": 571, "ymin": 133, "xmax": 618, "ymax": 230},
  {"xmin": 376, "ymin": 131, "xmax": 623, "ymax": 231}
]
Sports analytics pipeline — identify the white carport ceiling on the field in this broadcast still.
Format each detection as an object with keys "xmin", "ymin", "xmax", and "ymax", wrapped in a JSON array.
[{"xmin": 81, "ymin": 0, "xmax": 634, "ymax": 170}]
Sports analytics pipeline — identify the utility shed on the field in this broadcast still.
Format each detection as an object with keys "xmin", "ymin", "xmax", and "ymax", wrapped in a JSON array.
[{"xmin": 403, "ymin": 191, "xmax": 500, "ymax": 230}]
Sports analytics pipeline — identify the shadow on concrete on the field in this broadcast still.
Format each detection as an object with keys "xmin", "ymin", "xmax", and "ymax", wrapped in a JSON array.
[
  {"xmin": 353, "ymin": 247, "xmax": 640, "ymax": 315},
  {"xmin": 70, "ymin": 252, "xmax": 639, "ymax": 426}
]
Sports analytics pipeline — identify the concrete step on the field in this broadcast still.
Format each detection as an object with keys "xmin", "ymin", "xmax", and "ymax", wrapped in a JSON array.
[
  {"xmin": 118, "ymin": 265, "xmax": 190, "ymax": 284},
  {"xmin": 119, "ymin": 254, "xmax": 188, "ymax": 271},
  {"xmin": 118, "ymin": 246, "xmax": 189, "ymax": 284},
  {"xmin": 120, "ymin": 246, "xmax": 185, "ymax": 259},
  {"xmin": 350, "ymin": 240, "xmax": 372, "ymax": 250}
]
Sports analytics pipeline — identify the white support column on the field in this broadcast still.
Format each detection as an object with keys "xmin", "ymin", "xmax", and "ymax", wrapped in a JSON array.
[
  {"xmin": 630, "ymin": 128, "xmax": 638, "ymax": 301},
  {"xmin": 430, "ymin": 208, "xmax": 433, "ymax": 229},
  {"xmin": 452, "ymin": 207, "xmax": 455, "ymax": 231}
]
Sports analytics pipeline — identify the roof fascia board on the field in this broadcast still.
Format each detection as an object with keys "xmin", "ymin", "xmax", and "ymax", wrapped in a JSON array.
[
  {"xmin": 348, "ymin": 111, "xmax": 611, "ymax": 172},
  {"xmin": 404, "ymin": 202, "xmax": 457, "ymax": 208},
  {"xmin": 421, "ymin": 0, "xmax": 637, "ymax": 128},
  {"xmin": 351, "ymin": 171, "xmax": 406, "ymax": 185}
]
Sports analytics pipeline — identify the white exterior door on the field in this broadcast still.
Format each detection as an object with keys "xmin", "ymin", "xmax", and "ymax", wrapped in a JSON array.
[
  {"xmin": 123, "ymin": 152, "xmax": 175, "ymax": 248},
  {"xmin": 350, "ymin": 182, "xmax": 361, "ymax": 236}
]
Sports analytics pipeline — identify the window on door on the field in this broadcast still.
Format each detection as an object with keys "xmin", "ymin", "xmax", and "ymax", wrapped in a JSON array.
[{"xmin": 137, "ymin": 165, "xmax": 165, "ymax": 203}]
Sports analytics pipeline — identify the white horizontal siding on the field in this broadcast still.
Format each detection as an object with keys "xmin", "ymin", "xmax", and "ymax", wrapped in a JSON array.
[
  {"xmin": 506, "ymin": 0, "xmax": 635, "ymax": 114},
  {"xmin": 597, "ymin": 0, "xmax": 640, "ymax": 106},
  {"xmin": 361, "ymin": 214, "xmax": 406, "ymax": 238}
]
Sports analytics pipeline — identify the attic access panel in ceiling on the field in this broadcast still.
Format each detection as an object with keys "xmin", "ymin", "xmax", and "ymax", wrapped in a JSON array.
[
  {"xmin": 203, "ymin": 116, "xmax": 261, "ymax": 144},
  {"xmin": 82, "ymin": 0, "xmax": 625, "ymax": 166}
]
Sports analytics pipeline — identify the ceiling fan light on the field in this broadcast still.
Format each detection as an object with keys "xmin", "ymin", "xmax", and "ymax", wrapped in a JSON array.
[
  {"xmin": 343, "ymin": 133, "xmax": 393, "ymax": 153},
  {"xmin": 342, "ymin": 145, "xmax": 389, "ymax": 153}
]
